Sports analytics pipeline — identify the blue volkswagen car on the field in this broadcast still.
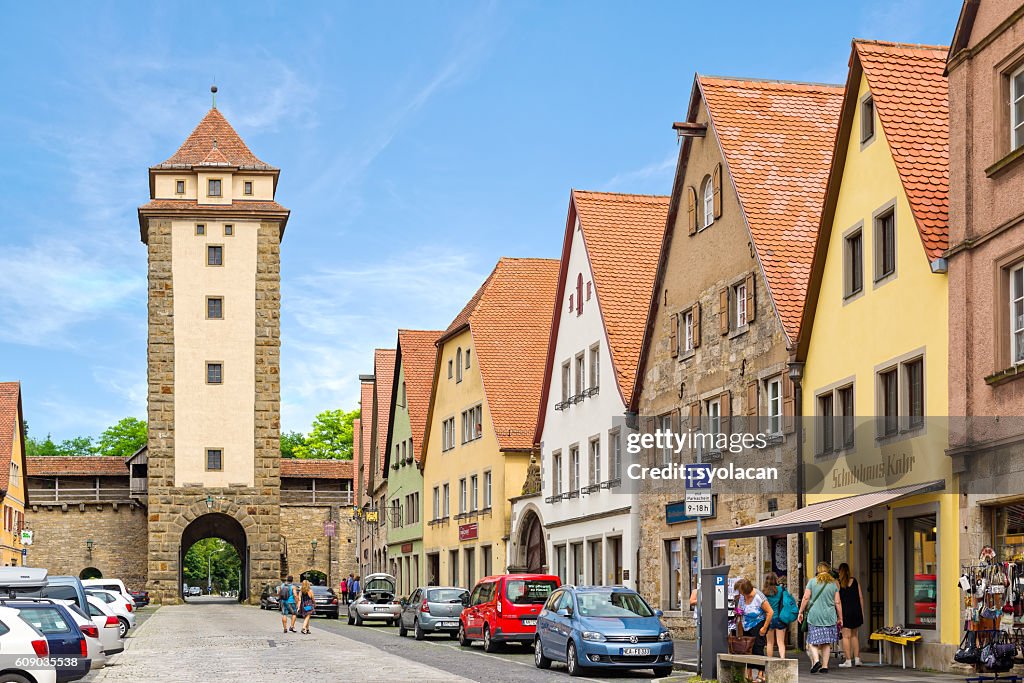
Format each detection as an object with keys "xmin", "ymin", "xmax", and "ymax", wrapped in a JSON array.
[{"xmin": 534, "ymin": 585, "xmax": 673, "ymax": 677}]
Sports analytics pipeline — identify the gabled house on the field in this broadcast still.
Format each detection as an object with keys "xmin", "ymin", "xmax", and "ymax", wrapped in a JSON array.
[
  {"xmin": 508, "ymin": 190, "xmax": 668, "ymax": 590},
  {"xmin": 384, "ymin": 329, "xmax": 442, "ymax": 595},
  {"xmin": 366, "ymin": 349, "xmax": 396, "ymax": 575},
  {"xmin": 420, "ymin": 257, "xmax": 558, "ymax": 587},
  {"xmin": 632, "ymin": 75, "xmax": 842, "ymax": 634}
]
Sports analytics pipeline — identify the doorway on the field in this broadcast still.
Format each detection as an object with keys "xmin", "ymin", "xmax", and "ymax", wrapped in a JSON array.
[
  {"xmin": 179, "ymin": 512, "xmax": 248, "ymax": 602},
  {"xmin": 426, "ymin": 553, "xmax": 440, "ymax": 586},
  {"xmin": 862, "ymin": 521, "xmax": 885, "ymax": 643}
]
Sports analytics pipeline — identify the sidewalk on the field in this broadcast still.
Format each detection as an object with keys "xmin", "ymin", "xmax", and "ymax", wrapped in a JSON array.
[{"xmin": 672, "ymin": 639, "xmax": 967, "ymax": 681}]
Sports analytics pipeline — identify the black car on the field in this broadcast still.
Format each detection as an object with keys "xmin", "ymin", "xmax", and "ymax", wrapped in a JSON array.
[
  {"xmin": 312, "ymin": 585, "xmax": 340, "ymax": 618},
  {"xmin": 260, "ymin": 584, "xmax": 281, "ymax": 610},
  {"xmin": 129, "ymin": 589, "xmax": 150, "ymax": 607}
]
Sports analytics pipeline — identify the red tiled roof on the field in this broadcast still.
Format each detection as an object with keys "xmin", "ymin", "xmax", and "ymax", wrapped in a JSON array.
[
  {"xmin": 138, "ymin": 199, "xmax": 290, "ymax": 214},
  {"xmin": 280, "ymin": 459, "xmax": 354, "ymax": 479},
  {"xmin": 855, "ymin": 40, "xmax": 949, "ymax": 260},
  {"xmin": 199, "ymin": 146, "xmax": 232, "ymax": 167},
  {"xmin": 572, "ymin": 191, "xmax": 668, "ymax": 405},
  {"xmin": 0, "ymin": 383, "xmax": 22, "ymax": 493},
  {"xmin": 440, "ymin": 258, "xmax": 559, "ymax": 451},
  {"xmin": 699, "ymin": 76, "xmax": 844, "ymax": 343},
  {"xmin": 154, "ymin": 108, "xmax": 275, "ymax": 170},
  {"xmin": 26, "ymin": 456, "xmax": 128, "ymax": 477},
  {"xmin": 374, "ymin": 349, "xmax": 396, "ymax": 480},
  {"xmin": 397, "ymin": 330, "xmax": 443, "ymax": 463},
  {"xmin": 359, "ymin": 380, "xmax": 374, "ymax": 498}
]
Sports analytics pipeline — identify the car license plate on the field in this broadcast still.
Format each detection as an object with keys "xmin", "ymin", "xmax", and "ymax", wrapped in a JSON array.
[
  {"xmin": 521, "ymin": 618, "xmax": 536, "ymax": 626},
  {"xmin": 622, "ymin": 647, "xmax": 651, "ymax": 656},
  {"xmin": 440, "ymin": 621, "xmax": 458, "ymax": 627},
  {"xmin": 374, "ymin": 606, "xmax": 391, "ymax": 612}
]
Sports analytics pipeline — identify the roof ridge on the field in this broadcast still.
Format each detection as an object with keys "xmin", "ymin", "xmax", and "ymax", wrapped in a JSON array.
[
  {"xmin": 572, "ymin": 189, "xmax": 671, "ymax": 200},
  {"xmin": 699, "ymin": 74, "xmax": 843, "ymax": 89},
  {"xmin": 853, "ymin": 38, "xmax": 949, "ymax": 51}
]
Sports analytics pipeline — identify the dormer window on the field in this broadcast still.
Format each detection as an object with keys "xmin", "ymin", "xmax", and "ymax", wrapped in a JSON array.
[
  {"xmin": 175, "ymin": 180, "xmax": 185, "ymax": 195},
  {"xmin": 208, "ymin": 179, "xmax": 222, "ymax": 197},
  {"xmin": 243, "ymin": 180, "xmax": 253, "ymax": 196}
]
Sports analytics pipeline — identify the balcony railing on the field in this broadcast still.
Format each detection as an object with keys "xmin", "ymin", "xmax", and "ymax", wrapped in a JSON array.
[
  {"xmin": 29, "ymin": 487, "xmax": 133, "ymax": 504},
  {"xmin": 280, "ymin": 489, "xmax": 354, "ymax": 506}
]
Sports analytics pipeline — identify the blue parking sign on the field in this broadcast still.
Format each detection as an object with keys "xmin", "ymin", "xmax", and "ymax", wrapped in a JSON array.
[{"xmin": 685, "ymin": 463, "xmax": 712, "ymax": 489}]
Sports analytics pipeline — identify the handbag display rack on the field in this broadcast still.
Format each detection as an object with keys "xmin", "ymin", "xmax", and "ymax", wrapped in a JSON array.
[{"xmin": 959, "ymin": 561, "xmax": 1024, "ymax": 682}]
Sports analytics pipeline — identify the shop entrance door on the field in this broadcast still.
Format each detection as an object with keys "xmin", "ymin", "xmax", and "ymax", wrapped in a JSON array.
[{"xmin": 863, "ymin": 521, "xmax": 885, "ymax": 647}]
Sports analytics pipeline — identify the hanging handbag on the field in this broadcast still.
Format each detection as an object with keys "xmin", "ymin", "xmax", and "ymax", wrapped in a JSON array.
[
  {"xmin": 728, "ymin": 635, "xmax": 755, "ymax": 654},
  {"xmin": 953, "ymin": 630, "xmax": 979, "ymax": 664}
]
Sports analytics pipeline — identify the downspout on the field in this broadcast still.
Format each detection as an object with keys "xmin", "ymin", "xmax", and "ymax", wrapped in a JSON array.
[{"xmin": 788, "ymin": 361, "xmax": 805, "ymax": 649}]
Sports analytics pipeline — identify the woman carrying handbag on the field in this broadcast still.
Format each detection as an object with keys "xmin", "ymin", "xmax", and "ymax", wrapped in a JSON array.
[
  {"xmin": 298, "ymin": 580, "xmax": 316, "ymax": 634},
  {"xmin": 797, "ymin": 562, "xmax": 843, "ymax": 674}
]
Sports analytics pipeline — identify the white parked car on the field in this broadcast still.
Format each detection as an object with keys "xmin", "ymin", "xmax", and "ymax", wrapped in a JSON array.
[
  {"xmin": 0, "ymin": 605, "xmax": 58, "ymax": 683},
  {"xmin": 85, "ymin": 588, "xmax": 136, "ymax": 637},
  {"xmin": 85, "ymin": 594, "xmax": 124, "ymax": 656},
  {"xmin": 54, "ymin": 599, "xmax": 106, "ymax": 670},
  {"xmin": 82, "ymin": 578, "xmax": 136, "ymax": 607}
]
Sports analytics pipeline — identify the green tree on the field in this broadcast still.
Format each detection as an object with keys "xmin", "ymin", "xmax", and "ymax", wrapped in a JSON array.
[
  {"xmin": 183, "ymin": 538, "xmax": 242, "ymax": 593},
  {"xmin": 96, "ymin": 417, "xmax": 147, "ymax": 458},
  {"xmin": 26, "ymin": 433, "xmax": 59, "ymax": 456},
  {"xmin": 55, "ymin": 436, "xmax": 96, "ymax": 456},
  {"xmin": 280, "ymin": 430, "xmax": 307, "ymax": 459},
  {"xmin": 293, "ymin": 409, "xmax": 358, "ymax": 460}
]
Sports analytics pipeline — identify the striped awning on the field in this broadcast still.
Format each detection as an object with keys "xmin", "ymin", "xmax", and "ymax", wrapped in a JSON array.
[{"xmin": 707, "ymin": 480, "xmax": 946, "ymax": 540}]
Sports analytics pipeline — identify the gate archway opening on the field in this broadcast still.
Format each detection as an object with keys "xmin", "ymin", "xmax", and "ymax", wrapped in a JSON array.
[
  {"xmin": 79, "ymin": 567, "xmax": 102, "ymax": 580},
  {"xmin": 300, "ymin": 570, "xmax": 327, "ymax": 586},
  {"xmin": 516, "ymin": 510, "xmax": 546, "ymax": 573},
  {"xmin": 179, "ymin": 512, "xmax": 248, "ymax": 602}
]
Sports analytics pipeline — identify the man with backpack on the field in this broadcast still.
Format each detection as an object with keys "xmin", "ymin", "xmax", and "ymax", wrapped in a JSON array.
[{"xmin": 278, "ymin": 575, "xmax": 299, "ymax": 633}]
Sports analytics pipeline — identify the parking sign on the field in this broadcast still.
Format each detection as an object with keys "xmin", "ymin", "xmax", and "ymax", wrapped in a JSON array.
[{"xmin": 684, "ymin": 463, "xmax": 712, "ymax": 489}]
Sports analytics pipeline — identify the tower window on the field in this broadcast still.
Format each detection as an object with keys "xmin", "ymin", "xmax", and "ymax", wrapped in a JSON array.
[
  {"xmin": 206, "ymin": 362, "xmax": 223, "ymax": 385},
  {"xmin": 207, "ymin": 245, "xmax": 223, "ymax": 266},
  {"xmin": 206, "ymin": 449, "xmax": 223, "ymax": 471},
  {"xmin": 243, "ymin": 180, "xmax": 253, "ymax": 195},
  {"xmin": 208, "ymin": 179, "xmax": 222, "ymax": 197},
  {"xmin": 196, "ymin": 224, "xmax": 206, "ymax": 236},
  {"xmin": 206, "ymin": 297, "xmax": 224, "ymax": 320},
  {"xmin": 224, "ymin": 224, "xmax": 233, "ymax": 237},
  {"xmin": 176, "ymin": 180, "xmax": 186, "ymax": 195}
]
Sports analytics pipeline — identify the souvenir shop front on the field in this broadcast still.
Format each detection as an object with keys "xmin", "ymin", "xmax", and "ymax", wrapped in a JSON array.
[{"xmin": 718, "ymin": 480, "xmax": 961, "ymax": 672}]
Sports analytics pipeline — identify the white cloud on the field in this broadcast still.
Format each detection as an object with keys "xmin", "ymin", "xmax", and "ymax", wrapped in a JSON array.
[{"xmin": 601, "ymin": 152, "xmax": 678, "ymax": 192}]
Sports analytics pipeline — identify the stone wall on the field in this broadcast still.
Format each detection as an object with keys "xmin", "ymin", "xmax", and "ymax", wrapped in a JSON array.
[
  {"xmin": 26, "ymin": 503, "xmax": 148, "ymax": 590},
  {"xmin": 280, "ymin": 506, "xmax": 359, "ymax": 586}
]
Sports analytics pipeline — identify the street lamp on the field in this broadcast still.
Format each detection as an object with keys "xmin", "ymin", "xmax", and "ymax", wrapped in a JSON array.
[
  {"xmin": 311, "ymin": 539, "xmax": 318, "ymax": 558},
  {"xmin": 85, "ymin": 539, "xmax": 94, "ymax": 553},
  {"xmin": 206, "ymin": 495, "xmax": 214, "ymax": 510}
]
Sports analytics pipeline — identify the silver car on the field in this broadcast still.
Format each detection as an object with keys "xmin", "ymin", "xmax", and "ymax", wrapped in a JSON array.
[
  {"xmin": 347, "ymin": 573, "xmax": 401, "ymax": 626},
  {"xmin": 398, "ymin": 586, "xmax": 468, "ymax": 640}
]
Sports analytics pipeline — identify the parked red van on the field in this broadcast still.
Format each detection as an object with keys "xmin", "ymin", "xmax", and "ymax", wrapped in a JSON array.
[{"xmin": 459, "ymin": 574, "xmax": 561, "ymax": 651}]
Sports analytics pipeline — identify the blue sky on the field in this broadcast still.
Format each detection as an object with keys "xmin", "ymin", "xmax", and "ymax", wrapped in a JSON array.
[{"xmin": 0, "ymin": 0, "xmax": 961, "ymax": 442}]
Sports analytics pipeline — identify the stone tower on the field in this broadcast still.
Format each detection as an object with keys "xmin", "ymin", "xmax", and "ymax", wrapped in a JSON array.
[{"xmin": 139, "ymin": 104, "xmax": 288, "ymax": 604}]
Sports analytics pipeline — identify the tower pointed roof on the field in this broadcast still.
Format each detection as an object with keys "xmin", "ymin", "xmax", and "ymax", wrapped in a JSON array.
[{"xmin": 153, "ymin": 108, "xmax": 276, "ymax": 170}]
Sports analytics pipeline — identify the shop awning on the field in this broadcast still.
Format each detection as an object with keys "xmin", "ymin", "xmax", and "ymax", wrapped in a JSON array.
[{"xmin": 707, "ymin": 480, "xmax": 946, "ymax": 540}]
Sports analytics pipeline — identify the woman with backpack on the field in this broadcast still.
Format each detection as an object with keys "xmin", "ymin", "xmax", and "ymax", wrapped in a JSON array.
[
  {"xmin": 797, "ymin": 561, "xmax": 843, "ymax": 674},
  {"xmin": 836, "ymin": 563, "xmax": 865, "ymax": 667},
  {"xmin": 763, "ymin": 573, "xmax": 797, "ymax": 658},
  {"xmin": 298, "ymin": 579, "xmax": 316, "ymax": 634}
]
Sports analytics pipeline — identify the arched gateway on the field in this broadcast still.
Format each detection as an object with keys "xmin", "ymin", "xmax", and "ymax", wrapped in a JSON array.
[
  {"xmin": 512, "ymin": 508, "xmax": 547, "ymax": 573},
  {"xmin": 140, "ymin": 104, "xmax": 289, "ymax": 604}
]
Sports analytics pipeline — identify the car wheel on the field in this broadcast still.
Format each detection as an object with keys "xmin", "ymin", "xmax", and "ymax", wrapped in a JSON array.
[
  {"xmin": 448, "ymin": 631, "xmax": 459, "ymax": 640},
  {"xmin": 458, "ymin": 623, "xmax": 470, "ymax": 647},
  {"xmin": 0, "ymin": 673, "xmax": 32, "ymax": 683},
  {"xmin": 118, "ymin": 617, "xmax": 130, "ymax": 638},
  {"xmin": 414, "ymin": 620, "xmax": 425, "ymax": 641},
  {"xmin": 398, "ymin": 619, "xmax": 408, "ymax": 638},
  {"xmin": 482, "ymin": 624, "xmax": 499, "ymax": 653},
  {"xmin": 653, "ymin": 666, "xmax": 673, "ymax": 678},
  {"xmin": 567, "ymin": 641, "xmax": 584, "ymax": 677},
  {"xmin": 354, "ymin": 611, "xmax": 364, "ymax": 626},
  {"xmin": 534, "ymin": 637, "xmax": 551, "ymax": 669},
  {"xmin": 347, "ymin": 611, "xmax": 354, "ymax": 625}
]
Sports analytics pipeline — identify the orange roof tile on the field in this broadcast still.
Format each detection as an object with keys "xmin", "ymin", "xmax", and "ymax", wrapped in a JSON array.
[
  {"xmin": 359, "ymin": 380, "xmax": 374, "ymax": 498},
  {"xmin": 571, "ymin": 191, "xmax": 668, "ymax": 406},
  {"xmin": 440, "ymin": 258, "xmax": 559, "ymax": 451},
  {"xmin": 855, "ymin": 40, "xmax": 949, "ymax": 260},
  {"xmin": 280, "ymin": 459, "xmax": 354, "ymax": 479},
  {"xmin": 374, "ymin": 349, "xmax": 396, "ymax": 480},
  {"xmin": 699, "ymin": 76, "xmax": 844, "ymax": 343},
  {"xmin": 26, "ymin": 456, "xmax": 128, "ymax": 477},
  {"xmin": 138, "ymin": 198, "xmax": 289, "ymax": 214},
  {"xmin": 396, "ymin": 330, "xmax": 443, "ymax": 463},
  {"xmin": 0, "ymin": 383, "xmax": 23, "ymax": 493},
  {"xmin": 154, "ymin": 108, "xmax": 275, "ymax": 170},
  {"xmin": 199, "ymin": 145, "xmax": 232, "ymax": 167}
]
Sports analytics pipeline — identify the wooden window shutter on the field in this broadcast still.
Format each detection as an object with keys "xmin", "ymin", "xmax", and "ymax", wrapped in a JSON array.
[
  {"xmin": 712, "ymin": 163, "xmax": 722, "ymax": 218},
  {"xmin": 669, "ymin": 313, "xmax": 679, "ymax": 358},
  {"xmin": 719, "ymin": 287, "xmax": 730, "ymax": 335},
  {"xmin": 687, "ymin": 186, "xmax": 697, "ymax": 235},
  {"xmin": 745, "ymin": 273, "xmax": 756, "ymax": 323},
  {"xmin": 720, "ymin": 390, "xmax": 732, "ymax": 435},
  {"xmin": 672, "ymin": 408, "xmax": 681, "ymax": 435},
  {"xmin": 783, "ymin": 375, "xmax": 795, "ymax": 434},
  {"xmin": 746, "ymin": 382, "xmax": 758, "ymax": 416},
  {"xmin": 688, "ymin": 401, "xmax": 700, "ymax": 430},
  {"xmin": 692, "ymin": 303, "xmax": 701, "ymax": 348}
]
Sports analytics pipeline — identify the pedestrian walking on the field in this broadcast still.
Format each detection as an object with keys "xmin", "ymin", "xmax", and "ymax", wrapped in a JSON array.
[
  {"xmin": 736, "ymin": 578, "xmax": 773, "ymax": 656},
  {"xmin": 763, "ymin": 573, "xmax": 796, "ymax": 659},
  {"xmin": 351, "ymin": 575, "xmax": 361, "ymax": 599},
  {"xmin": 298, "ymin": 580, "xmax": 316, "ymax": 634},
  {"xmin": 797, "ymin": 561, "xmax": 843, "ymax": 674},
  {"xmin": 339, "ymin": 575, "xmax": 349, "ymax": 605},
  {"xmin": 836, "ymin": 562, "xmax": 865, "ymax": 667},
  {"xmin": 278, "ymin": 575, "xmax": 299, "ymax": 634}
]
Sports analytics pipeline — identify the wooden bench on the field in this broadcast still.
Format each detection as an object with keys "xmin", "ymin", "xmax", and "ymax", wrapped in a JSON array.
[{"xmin": 717, "ymin": 653, "xmax": 797, "ymax": 683}]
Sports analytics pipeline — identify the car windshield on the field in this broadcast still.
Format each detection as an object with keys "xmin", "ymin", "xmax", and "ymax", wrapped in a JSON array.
[
  {"xmin": 576, "ymin": 591, "xmax": 654, "ymax": 618},
  {"xmin": 428, "ymin": 589, "xmax": 467, "ymax": 603},
  {"xmin": 505, "ymin": 580, "xmax": 557, "ymax": 605},
  {"xmin": 18, "ymin": 607, "xmax": 72, "ymax": 634},
  {"xmin": 366, "ymin": 578, "xmax": 394, "ymax": 592},
  {"xmin": 89, "ymin": 591, "xmax": 114, "ymax": 603},
  {"xmin": 6, "ymin": 586, "xmax": 80, "ymax": 606},
  {"xmin": 312, "ymin": 586, "xmax": 332, "ymax": 595}
]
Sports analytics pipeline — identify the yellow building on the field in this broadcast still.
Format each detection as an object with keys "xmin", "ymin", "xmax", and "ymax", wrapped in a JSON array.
[
  {"xmin": 797, "ymin": 41, "xmax": 955, "ymax": 669},
  {"xmin": 0, "ymin": 383, "xmax": 27, "ymax": 566},
  {"xmin": 420, "ymin": 258, "xmax": 558, "ymax": 588}
]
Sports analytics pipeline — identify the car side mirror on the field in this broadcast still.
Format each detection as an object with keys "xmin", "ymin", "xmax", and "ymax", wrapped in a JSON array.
[
  {"xmin": 461, "ymin": 596, "xmax": 470, "ymax": 606},
  {"xmin": 655, "ymin": 609, "xmax": 664, "ymax": 618}
]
